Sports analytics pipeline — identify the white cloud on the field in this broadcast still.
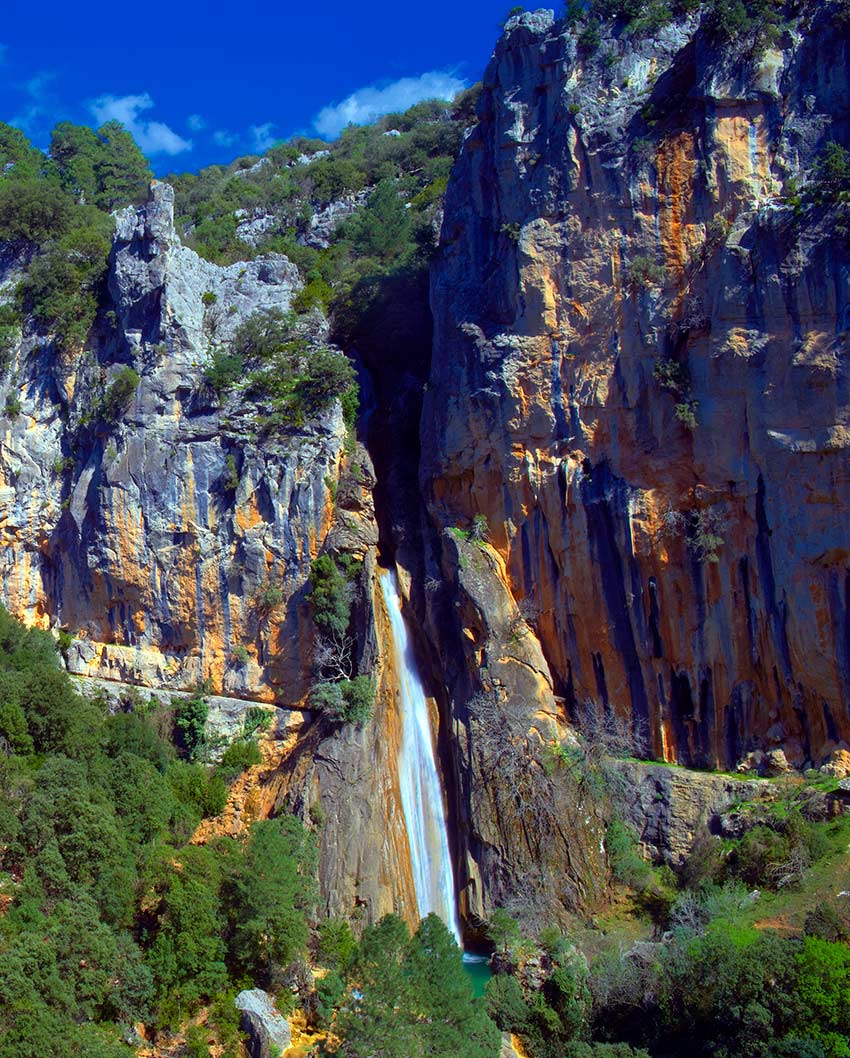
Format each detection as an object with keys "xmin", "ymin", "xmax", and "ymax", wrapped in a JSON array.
[
  {"xmin": 11, "ymin": 70, "xmax": 57, "ymax": 134},
  {"xmin": 250, "ymin": 123, "xmax": 277, "ymax": 152},
  {"xmin": 187, "ymin": 113, "xmax": 206, "ymax": 131},
  {"xmin": 89, "ymin": 93, "xmax": 192, "ymax": 155},
  {"xmin": 213, "ymin": 129, "xmax": 238, "ymax": 148},
  {"xmin": 313, "ymin": 70, "xmax": 466, "ymax": 139}
]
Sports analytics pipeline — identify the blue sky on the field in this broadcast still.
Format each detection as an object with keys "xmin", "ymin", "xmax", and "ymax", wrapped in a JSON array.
[{"xmin": 1, "ymin": 0, "xmax": 513, "ymax": 174}]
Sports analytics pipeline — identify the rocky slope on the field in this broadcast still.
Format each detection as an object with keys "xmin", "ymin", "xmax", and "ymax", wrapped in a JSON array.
[{"xmin": 422, "ymin": 5, "xmax": 850, "ymax": 773}]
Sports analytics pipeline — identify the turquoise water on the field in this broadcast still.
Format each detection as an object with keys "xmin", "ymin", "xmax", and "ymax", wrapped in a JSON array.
[{"xmin": 462, "ymin": 956, "xmax": 492, "ymax": 997}]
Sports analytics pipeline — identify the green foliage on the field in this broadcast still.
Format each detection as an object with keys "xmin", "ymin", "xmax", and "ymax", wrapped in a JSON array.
[
  {"xmin": 809, "ymin": 141, "xmax": 850, "ymax": 206},
  {"xmin": 147, "ymin": 844, "xmax": 229, "ymax": 1014},
  {"xmin": 203, "ymin": 348, "xmax": 244, "ymax": 396},
  {"xmin": 487, "ymin": 908, "xmax": 521, "ymax": 954},
  {"xmin": 626, "ymin": 254, "xmax": 666, "ymax": 290},
  {"xmin": 222, "ymin": 453, "xmax": 240, "ymax": 492},
  {"xmin": 173, "ymin": 688, "xmax": 209, "ymax": 760},
  {"xmin": 230, "ymin": 815, "xmax": 317, "ymax": 982},
  {"xmin": 469, "ymin": 513, "xmax": 490, "ymax": 542},
  {"xmin": 166, "ymin": 760, "xmax": 228, "ymax": 820},
  {"xmin": 218, "ymin": 738, "xmax": 262, "ymax": 777},
  {"xmin": 726, "ymin": 810, "xmax": 827, "ymax": 890},
  {"xmin": 229, "ymin": 308, "xmax": 356, "ymax": 428},
  {"xmin": 292, "ymin": 275, "xmax": 333, "ymax": 314},
  {"xmin": 0, "ymin": 602, "xmax": 316, "ymax": 1053},
  {"xmin": 308, "ymin": 554, "xmax": 352, "ymax": 635},
  {"xmin": 243, "ymin": 705, "xmax": 273, "ymax": 737},
  {"xmin": 0, "ymin": 123, "xmax": 43, "ymax": 179},
  {"xmin": 578, "ymin": 20, "xmax": 602, "ymax": 51},
  {"xmin": 705, "ymin": 0, "xmax": 791, "ymax": 52},
  {"xmin": 0, "ymin": 302, "xmax": 21, "ymax": 371},
  {"xmin": 653, "ymin": 357, "xmax": 689, "ymax": 395},
  {"xmin": 486, "ymin": 972, "xmax": 529, "ymax": 1032},
  {"xmin": 0, "ymin": 120, "xmax": 147, "ymax": 354},
  {"xmin": 50, "ymin": 120, "xmax": 151, "ymax": 210},
  {"xmin": 804, "ymin": 902, "xmax": 850, "ymax": 944},
  {"xmin": 0, "ymin": 180, "xmax": 74, "ymax": 243},
  {"xmin": 317, "ymin": 917, "xmax": 357, "ymax": 972},
  {"xmin": 19, "ymin": 208, "xmax": 114, "ymax": 350},
  {"xmin": 627, "ymin": 0, "xmax": 673, "ymax": 33},
  {"xmin": 253, "ymin": 580, "xmax": 284, "ymax": 615},
  {"xmin": 674, "ymin": 400, "xmax": 698, "ymax": 431},
  {"xmin": 606, "ymin": 820, "xmax": 652, "ymax": 889},
  {"xmin": 311, "ymin": 675, "xmax": 376, "ymax": 725},
  {"xmin": 100, "ymin": 366, "xmax": 140, "ymax": 420},
  {"xmin": 334, "ymin": 913, "xmax": 500, "ymax": 1058}
]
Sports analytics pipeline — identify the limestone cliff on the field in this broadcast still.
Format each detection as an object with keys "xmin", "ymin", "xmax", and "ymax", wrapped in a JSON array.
[
  {"xmin": 423, "ymin": 6, "xmax": 850, "ymax": 772},
  {"xmin": 0, "ymin": 182, "xmax": 344, "ymax": 702}
]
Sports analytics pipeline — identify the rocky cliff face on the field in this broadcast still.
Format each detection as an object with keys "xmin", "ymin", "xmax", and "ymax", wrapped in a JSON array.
[
  {"xmin": 0, "ymin": 182, "xmax": 346, "ymax": 702},
  {"xmin": 423, "ymin": 6, "xmax": 850, "ymax": 772},
  {"xmin": 5, "ymin": 6, "xmax": 849, "ymax": 937}
]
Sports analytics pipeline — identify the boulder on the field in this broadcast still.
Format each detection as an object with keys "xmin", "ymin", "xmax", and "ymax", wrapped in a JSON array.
[
  {"xmin": 763, "ymin": 749, "xmax": 792, "ymax": 776},
  {"xmin": 235, "ymin": 989, "xmax": 291, "ymax": 1058},
  {"xmin": 821, "ymin": 749, "xmax": 850, "ymax": 780}
]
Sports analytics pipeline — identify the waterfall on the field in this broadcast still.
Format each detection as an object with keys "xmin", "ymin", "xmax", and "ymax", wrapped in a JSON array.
[{"xmin": 379, "ymin": 568, "xmax": 461, "ymax": 944}]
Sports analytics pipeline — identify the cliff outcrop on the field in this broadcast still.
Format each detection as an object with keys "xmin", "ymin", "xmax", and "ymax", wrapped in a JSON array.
[
  {"xmin": 423, "ymin": 6, "xmax": 850, "ymax": 771},
  {"xmin": 0, "ymin": 182, "xmax": 345, "ymax": 702}
]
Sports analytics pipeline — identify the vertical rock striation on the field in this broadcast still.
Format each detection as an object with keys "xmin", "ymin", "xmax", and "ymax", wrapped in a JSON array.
[
  {"xmin": 0, "ymin": 182, "xmax": 345, "ymax": 701},
  {"xmin": 423, "ymin": 7, "xmax": 850, "ymax": 771}
]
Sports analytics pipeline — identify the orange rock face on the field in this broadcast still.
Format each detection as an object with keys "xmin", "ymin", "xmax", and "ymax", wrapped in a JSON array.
[{"xmin": 422, "ymin": 11, "xmax": 850, "ymax": 770}]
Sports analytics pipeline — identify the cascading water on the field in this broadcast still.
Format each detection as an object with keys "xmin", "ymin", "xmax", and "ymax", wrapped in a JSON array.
[{"xmin": 379, "ymin": 567, "xmax": 462, "ymax": 944}]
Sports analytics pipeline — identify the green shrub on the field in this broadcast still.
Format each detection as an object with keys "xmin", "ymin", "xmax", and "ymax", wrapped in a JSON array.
[
  {"xmin": 626, "ymin": 255, "xmax": 666, "ymax": 290},
  {"xmin": 166, "ymin": 760, "xmax": 228, "ymax": 818},
  {"xmin": 308, "ymin": 555, "xmax": 352, "ymax": 635},
  {"xmin": 173, "ymin": 688, "xmax": 209, "ymax": 760},
  {"xmin": 804, "ymin": 902, "xmax": 850, "ymax": 944},
  {"xmin": 809, "ymin": 141, "xmax": 850, "ymax": 206},
  {"xmin": 674, "ymin": 400, "xmax": 698, "ymax": 431},
  {"xmin": 243, "ymin": 705, "xmax": 272, "ymax": 737},
  {"xmin": 292, "ymin": 276, "xmax": 333, "ymax": 314},
  {"xmin": 101, "ymin": 366, "xmax": 140, "ymax": 420},
  {"xmin": 486, "ymin": 973, "xmax": 529, "ymax": 1032},
  {"xmin": 18, "ymin": 208, "xmax": 113, "ymax": 350},
  {"xmin": 653, "ymin": 358, "xmax": 688, "ymax": 395},
  {"xmin": 578, "ymin": 20, "xmax": 602, "ymax": 51},
  {"xmin": 606, "ymin": 820, "xmax": 652, "ymax": 889},
  {"xmin": 0, "ymin": 303, "xmax": 21, "ymax": 369},
  {"xmin": 311, "ymin": 675, "xmax": 375, "ymax": 725},
  {"xmin": 0, "ymin": 179, "xmax": 74, "ymax": 244},
  {"xmin": 204, "ymin": 349, "xmax": 244, "ymax": 396},
  {"xmin": 218, "ymin": 738, "xmax": 262, "ymax": 777},
  {"xmin": 317, "ymin": 917, "xmax": 357, "ymax": 972},
  {"xmin": 222, "ymin": 453, "xmax": 239, "ymax": 492},
  {"xmin": 253, "ymin": 581, "xmax": 283, "ymax": 615},
  {"xmin": 628, "ymin": 0, "xmax": 672, "ymax": 32}
]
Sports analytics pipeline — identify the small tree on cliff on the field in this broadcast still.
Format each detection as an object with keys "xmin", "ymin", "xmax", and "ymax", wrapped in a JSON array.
[
  {"xmin": 308, "ymin": 555, "xmax": 353, "ymax": 635},
  {"xmin": 487, "ymin": 908, "xmax": 521, "ymax": 956}
]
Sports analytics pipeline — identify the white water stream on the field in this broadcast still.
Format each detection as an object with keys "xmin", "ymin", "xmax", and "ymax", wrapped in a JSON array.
[{"xmin": 379, "ymin": 568, "xmax": 462, "ymax": 944}]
